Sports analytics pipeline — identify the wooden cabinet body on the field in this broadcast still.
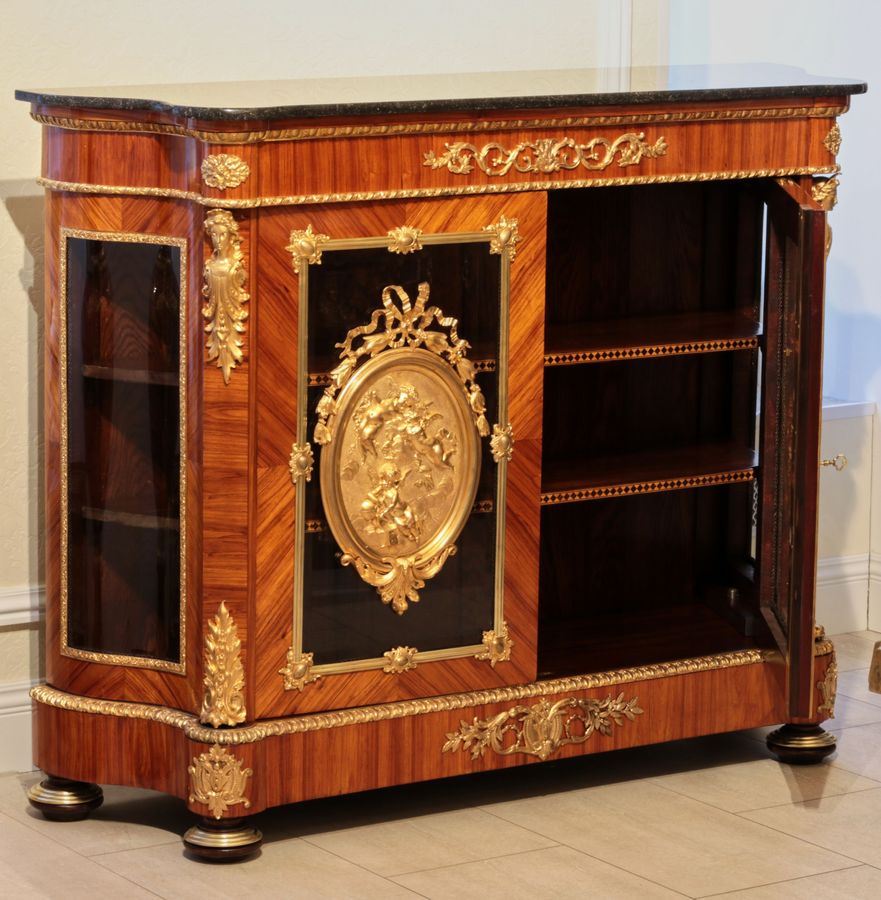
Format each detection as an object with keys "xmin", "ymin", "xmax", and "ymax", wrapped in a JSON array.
[{"xmin": 17, "ymin": 67, "xmax": 862, "ymax": 832}]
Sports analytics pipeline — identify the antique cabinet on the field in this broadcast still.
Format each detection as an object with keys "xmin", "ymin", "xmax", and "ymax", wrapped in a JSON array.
[{"xmin": 16, "ymin": 66, "xmax": 864, "ymax": 859}]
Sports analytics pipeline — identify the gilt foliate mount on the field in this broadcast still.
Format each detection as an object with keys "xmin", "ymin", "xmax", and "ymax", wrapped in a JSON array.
[
  {"xmin": 316, "ymin": 282, "xmax": 490, "ymax": 615},
  {"xmin": 443, "ymin": 694, "xmax": 644, "ymax": 761}
]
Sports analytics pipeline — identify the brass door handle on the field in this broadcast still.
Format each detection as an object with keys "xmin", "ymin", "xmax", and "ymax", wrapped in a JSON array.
[{"xmin": 820, "ymin": 453, "xmax": 848, "ymax": 471}]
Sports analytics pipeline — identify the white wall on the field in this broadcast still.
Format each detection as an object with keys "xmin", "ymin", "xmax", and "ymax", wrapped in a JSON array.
[
  {"xmin": 669, "ymin": 0, "xmax": 881, "ymax": 633},
  {"xmin": 0, "ymin": 0, "xmax": 650, "ymax": 771}
]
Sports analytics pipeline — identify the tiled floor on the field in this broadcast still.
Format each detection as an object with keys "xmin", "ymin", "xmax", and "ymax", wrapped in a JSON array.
[{"xmin": 2, "ymin": 632, "xmax": 881, "ymax": 899}]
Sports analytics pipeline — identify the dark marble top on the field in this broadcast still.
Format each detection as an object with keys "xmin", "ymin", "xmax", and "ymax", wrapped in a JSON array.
[{"xmin": 16, "ymin": 65, "xmax": 866, "ymax": 121}]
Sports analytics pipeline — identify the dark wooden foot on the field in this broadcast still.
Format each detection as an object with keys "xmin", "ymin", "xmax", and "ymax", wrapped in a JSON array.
[
  {"xmin": 767, "ymin": 724, "xmax": 836, "ymax": 764},
  {"xmin": 27, "ymin": 775, "xmax": 104, "ymax": 821},
  {"xmin": 183, "ymin": 817, "xmax": 262, "ymax": 861}
]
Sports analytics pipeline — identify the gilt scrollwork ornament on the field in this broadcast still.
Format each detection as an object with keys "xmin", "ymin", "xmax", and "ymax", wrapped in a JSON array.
[
  {"xmin": 317, "ymin": 282, "xmax": 488, "ymax": 614},
  {"xmin": 201, "ymin": 153, "xmax": 251, "ymax": 190},
  {"xmin": 476, "ymin": 621, "xmax": 513, "ymax": 667},
  {"xmin": 387, "ymin": 226, "xmax": 423, "ymax": 255},
  {"xmin": 188, "ymin": 745, "xmax": 252, "ymax": 819},
  {"xmin": 383, "ymin": 645, "xmax": 419, "ymax": 674},
  {"xmin": 286, "ymin": 224, "xmax": 330, "ymax": 274},
  {"xmin": 203, "ymin": 210, "xmax": 249, "ymax": 384},
  {"xmin": 279, "ymin": 649, "xmax": 320, "ymax": 692},
  {"xmin": 823, "ymin": 123, "xmax": 842, "ymax": 155},
  {"xmin": 483, "ymin": 216, "xmax": 520, "ymax": 261},
  {"xmin": 289, "ymin": 442, "xmax": 315, "ymax": 484},
  {"xmin": 199, "ymin": 602, "xmax": 246, "ymax": 727},
  {"xmin": 443, "ymin": 694, "xmax": 644, "ymax": 761},
  {"xmin": 817, "ymin": 653, "xmax": 838, "ymax": 718},
  {"xmin": 423, "ymin": 132, "xmax": 667, "ymax": 177}
]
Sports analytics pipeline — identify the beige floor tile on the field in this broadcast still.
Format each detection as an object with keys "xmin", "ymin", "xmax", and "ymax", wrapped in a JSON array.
[
  {"xmin": 0, "ymin": 811, "xmax": 155, "ymax": 899},
  {"xmin": 650, "ymin": 758, "xmax": 881, "ymax": 812},
  {"xmin": 837, "ymin": 668, "xmax": 881, "ymax": 709},
  {"xmin": 301, "ymin": 807, "xmax": 557, "ymax": 876},
  {"xmin": 0, "ymin": 772, "xmax": 187, "ymax": 857},
  {"xmin": 483, "ymin": 780, "xmax": 854, "ymax": 896},
  {"xmin": 96, "ymin": 835, "xmax": 421, "ymax": 899},
  {"xmin": 392, "ymin": 844, "xmax": 685, "ymax": 900},
  {"xmin": 828, "ymin": 721, "xmax": 881, "ymax": 781},
  {"xmin": 815, "ymin": 692, "xmax": 881, "ymax": 729},
  {"xmin": 830, "ymin": 632, "xmax": 881, "ymax": 672},
  {"xmin": 702, "ymin": 864, "xmax": 881, "ymax": 899},
  {"xmin": 741, "ymin": 788, "xmax": 881, "ymax": 866}
]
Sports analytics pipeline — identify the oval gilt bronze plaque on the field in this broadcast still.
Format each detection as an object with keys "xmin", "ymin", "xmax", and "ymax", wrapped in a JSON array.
[{"xmin": 320, "ymin": 347, "xmax": 481, "ymax": 614}]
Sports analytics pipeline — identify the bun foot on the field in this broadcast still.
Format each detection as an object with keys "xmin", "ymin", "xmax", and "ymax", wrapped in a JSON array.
[
  {"xmin": 27, "ymin": 775, "xmax": 104, "ymax": 821},
  {"xmin": 183, "ymin": 816, "xmax": 262, "ymax": 861},
  {"xmin": 767, "ymin": 724, "xmax": 836, "ymax": 764}
]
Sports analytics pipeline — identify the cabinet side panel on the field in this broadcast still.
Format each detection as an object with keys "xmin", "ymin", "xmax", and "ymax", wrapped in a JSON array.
[{"xmin": 43, "ymin": 190, "xmax": 200, "ymax": 711}]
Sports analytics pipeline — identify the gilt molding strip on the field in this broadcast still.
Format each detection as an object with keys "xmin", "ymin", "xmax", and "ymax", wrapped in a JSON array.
[
  {"xmin": 541, "ymin": 468, "xmax": 757, "ymax": 505},
  {"xmin": 58, "ymin": 228, "xmax": 188, "ymax": 675},
  {"xmin": 36, "ymin": 166, "xmax": 841, "ymax": 209},
  {"xmin": 544, "ymin": 336, "xmax": 761, "ymax": 367},
  {"xmin": 31, "ymin": 648, "xmax": 773, "ymax": 746},
  {"xmin": 32, "ymin": 105, "xmax": 847, "ymax": 144}
]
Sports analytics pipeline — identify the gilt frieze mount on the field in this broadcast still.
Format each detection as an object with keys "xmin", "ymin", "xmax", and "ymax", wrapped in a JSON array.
[
  {"xmin": 423, "ymin": 132, "xmax": 667, "ymax": 178},
  {"xmin": 443, "ymin": 694, "xmax": 644, "ymax": 761}
]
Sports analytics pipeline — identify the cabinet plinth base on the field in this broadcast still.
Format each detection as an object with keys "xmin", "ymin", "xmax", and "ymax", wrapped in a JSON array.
[
  {"xmin": 766, "ymin": 724, "xmax": 837, "ymax": 764},
  {"xmin": 27, "ymin": 775, "xmax": 104, "ymax": 821},
  {"xmin": 183, "ymin": 817, "xmax": 263, "ymax": 861}
]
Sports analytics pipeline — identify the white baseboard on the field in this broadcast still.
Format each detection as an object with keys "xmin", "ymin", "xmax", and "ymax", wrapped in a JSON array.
[
  {"xmin": 0, "ymin": 585, "xmax": 44, "ymax": 627},
  {"xmin": 816, "ymin": 553, "xmax": 870, "ymax": 634},
  {"xmin": 869, "ymin": 553, "xmax": 881, "ymax": 632},
  {"xmin": 0, "ymin": 680, "xmax": 37, "ymax": 773}
]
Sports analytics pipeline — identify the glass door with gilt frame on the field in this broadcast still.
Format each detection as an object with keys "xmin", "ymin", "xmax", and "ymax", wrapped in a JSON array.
[{"xmin": 253, "ymin": 194, "xmax": 545, "ymax": 717}]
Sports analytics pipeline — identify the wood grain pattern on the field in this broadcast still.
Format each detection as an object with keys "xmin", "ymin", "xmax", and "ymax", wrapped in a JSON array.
[
  {"xmin": 32, "ymin": 658, "xmax": 788, "ymax": 816},
  {"xmin": 34, "ymin": 100, "xmax": 843, "ymax": 205},
  {"xmin": 44, "ymin": 193, "xmax": 202, "ymax": 712},
  {"xmin": 252, "ymin": 193, "xmax": 545, "ymax": 719},
  {"xmin": 29, "ymin": 86, "xmax": 841, "ymax": 819}
]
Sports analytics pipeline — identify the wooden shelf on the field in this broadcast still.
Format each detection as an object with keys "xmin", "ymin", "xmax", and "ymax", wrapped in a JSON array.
[
  {"xmin": 80, "ymin": 506, "xmax": 180, "ymax": 531},
  {"xmin": 538, "ymin": 603, "xmax": 772, "ymax": 679},
  {"xmin": 82, "ymin": 364, "xmax": 179, "ymax": 387},
  {"xmin": 541, "ymin": 442, "xmax": 757, "ymax": 504},
  {"xmin": 544, "ymin": 310, "xmax": 761, "ymax": 366}
]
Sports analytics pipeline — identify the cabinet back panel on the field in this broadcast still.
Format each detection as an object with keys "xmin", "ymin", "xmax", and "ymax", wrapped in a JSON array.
[
  {"xmin": 542, "ymin": 351, "xmax": 757, "ymax": 463},
  {"xmin": 545, "ymin": 182, "xmax": 764, "ymax": 325}
]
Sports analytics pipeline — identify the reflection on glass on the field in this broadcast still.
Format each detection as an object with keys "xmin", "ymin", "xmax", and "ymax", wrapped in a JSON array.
[
  {"xmin": 65, "ymin": 237, "xmax": 182, "ymax": 663},
  {"xmin": 303, "ymin": 243, "xmax": 501, "ymax": 665}
]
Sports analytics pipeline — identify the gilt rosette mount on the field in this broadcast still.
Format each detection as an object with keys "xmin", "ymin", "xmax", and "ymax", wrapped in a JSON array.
[{"xmin": 315, "ymin": 282, "xmax": 490, "ymax": 615}]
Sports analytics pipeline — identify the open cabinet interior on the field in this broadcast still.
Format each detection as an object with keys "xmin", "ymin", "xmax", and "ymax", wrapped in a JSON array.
[{"xmin": 538, "ymin": 181, "xmax": 779, "ymax": 678}]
